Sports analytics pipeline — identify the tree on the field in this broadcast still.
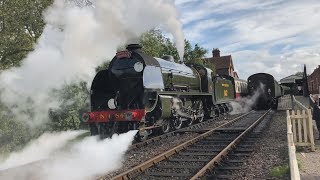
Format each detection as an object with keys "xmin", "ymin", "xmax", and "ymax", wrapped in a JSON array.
[
  {"xmin": 139, "ymin": 29, "xmax": 180, "ymax": 60},
  {"xmin": 295, "ymin": 72, "xmax": 303, "ymax": 76},
  {"xmin": 0, "ymin": 0, "xmax": 53, "ymax": 69},
  {"xmin": 95, "ymin": 61, "xmax": 110, "ymax": 72},
  {"xmin": 49, "ymin": 82, "xmax": 90, "ymax": 131},
  {"xmin": 183, "ymin": 40, "xmax": 207, "ymax": 64}
]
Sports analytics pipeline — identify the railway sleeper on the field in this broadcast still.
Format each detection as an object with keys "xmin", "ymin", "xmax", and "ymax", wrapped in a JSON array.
[
  {"xmin": 233, "ymin": 148, "xmax": 254, "ymax": 153},
  {"xmin": 156, "ymin": 164, "xmax": 203, "ymax": 169},
  {"xmin": 168, "ymin": 157, "xmax": 210, "ymax": 162},
  {"xmin": 204, "ymin": 137, "xmax": 237, "ymax": 141},
  {"xmin": 186, "ymin": 148, "xmax": 224, "ymax": 152},
  {"xmin": 178, "ymin": 151, "xmax": 218, "ymax": 156},
  {"xmin": 155, "ymin": 161, "xmax": 205, "ymax": 169},
  {"xmin": 145, "ymin": 172, "xmax": 191, "ymax": 178},
  {"xmin": 191, "ymin": 144, "xmax": 231, "ymax": 149},
  {"xmin": 196, "ymin": 139, "xmax": 235, "ymax": 144},
  {"xmin": 210, "ymin": 174, "xmax": 237, "ymax": 179},
  {"xmin": 175, "ymin": 129, "xmax": 209, "ymax": 133},
  {"xmin": 217, "ymin": 166, "xmax": 242, "ymax": 171},
  {"xmin": 214, "ymin": 127, "xmax": 247, "ymax": 133}
]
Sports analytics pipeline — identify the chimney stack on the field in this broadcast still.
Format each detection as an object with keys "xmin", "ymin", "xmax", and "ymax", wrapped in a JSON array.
[{"xmin": 212, "ymin": 48, "xmax": 220, "ymax": 57}]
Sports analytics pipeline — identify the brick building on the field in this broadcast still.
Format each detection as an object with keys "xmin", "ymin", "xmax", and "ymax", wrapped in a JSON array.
[
  {"xmin": 308, "ymin": 65, "xmax": 320, "ymax": 94},
  {"xmin": 203, "ymin": 48, "xmax": 239, "ymax": 79}
]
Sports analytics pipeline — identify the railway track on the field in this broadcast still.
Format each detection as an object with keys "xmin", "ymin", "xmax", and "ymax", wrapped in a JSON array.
[
  {"xmin": 107, "ymin": 110, "xmax": 271, "ymax": 180},
  {"xmin": 130, "ymin": 113, "xmax": 237, "ymax": 150},
  {"xmin": 207, "ymin": 111, "xmax": 274, "ymax": 179}
]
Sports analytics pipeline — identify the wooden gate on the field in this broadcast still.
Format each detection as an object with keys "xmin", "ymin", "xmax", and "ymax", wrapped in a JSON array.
[{"xmin": 287, "ymin": 109, "xmax": 315, "ymax": 151}]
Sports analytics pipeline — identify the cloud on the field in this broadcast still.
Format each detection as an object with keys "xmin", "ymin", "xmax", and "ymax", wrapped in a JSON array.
[
  {"xmin": 232, "ymin": 46, "xmax": 320, "ymax": 80},
  {"xmin": 176, "ymin": 0, "xmax": 320, "ymax": 80}
]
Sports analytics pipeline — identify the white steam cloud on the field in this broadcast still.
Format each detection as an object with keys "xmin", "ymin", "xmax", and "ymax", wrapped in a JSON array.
[
  {"xmin": 0, "ymin": 130, "xmax": 86, "ymax": 170},
  {"xmin": 229, "ymin": 84, "xmax": 265, "ymax": 115},
  {"xmin": 0, "ymin": 0, "xmax": 184, "ymax": 126},
  {"xmin": 0, "ymin": 130, "xmax": 137, "ymax": 180}
]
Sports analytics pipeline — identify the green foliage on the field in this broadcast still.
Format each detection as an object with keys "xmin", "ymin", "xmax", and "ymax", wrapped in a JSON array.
[
  {"xmin": 49, "ymin": 81, "xmax": 90, "ymax": 131},
  {"xmin": 183, "ymin": 40, "xmax": 207, "ymax": 63},
  {"xmin": 95, "ymin": 61, "xmax": 110, "ymax": 72},
  {"xmin": 183, "ymin": 40, "xmax": 215, "ymax": 73},
  {"xmin": 0, "ymin": 100, "xmax": 50, "ymax": 155},
  {"xmin": 270, "ymin": 165, "xmax": 290, "ymax": 178},
  {"xmin": 139, "ymin": 29, "xmax": 180, "ymax": 60},
  {"xmin": 0, "ymin": 0, "xmax": 53, "ymax": 69}
]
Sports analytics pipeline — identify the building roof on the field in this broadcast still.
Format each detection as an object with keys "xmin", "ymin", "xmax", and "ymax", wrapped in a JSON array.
[
  {"xmin": 203, "ymin": 55, "xmax": 233, "ymax": 70},
  {"xmin": 280, "ymin": 74, "xmax": 303, "ymax": 84}
]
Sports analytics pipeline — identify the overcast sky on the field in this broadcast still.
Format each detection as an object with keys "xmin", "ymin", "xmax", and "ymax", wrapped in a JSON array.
[{"xmin": 174, "ymin": 0, "xmax": 320, "ymax": 80}]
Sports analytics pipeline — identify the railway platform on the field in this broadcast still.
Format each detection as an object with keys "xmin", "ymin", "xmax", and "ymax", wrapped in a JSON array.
[
  {"xmin": 278, "ymin": 95, "xmax": 293, "ymax": 110},
  {"xmin": 292, "ymin": 96, "xmax": 320, "ymax": 180}
]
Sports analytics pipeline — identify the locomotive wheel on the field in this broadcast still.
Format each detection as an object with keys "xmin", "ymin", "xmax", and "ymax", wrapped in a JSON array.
[
  {"xmin": 187, "ymin": 119, "xmax": 194, "ymax": 126},
  {"xmin": 197, "ymin": 102, "xmax": 205, "ymax": 123},
  {"xmin": 135, "ymin": 129, "xmax": 149, "ymax": 142},
  {"xmin": 198, "ymin": 113, "xmax": 204, "ymax": 123},
  {"xmin": 161, "ymin": 119, "xmax": 171, "ymax": 133},
  {"xmin": 173, "ymin": 117, "xmax": 183, "ymax": 130}
]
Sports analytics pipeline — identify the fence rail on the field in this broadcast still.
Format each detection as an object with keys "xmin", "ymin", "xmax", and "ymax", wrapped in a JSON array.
[{"xmin": 287, "ymin": 110, "xmax": 300, "ymax": 180}]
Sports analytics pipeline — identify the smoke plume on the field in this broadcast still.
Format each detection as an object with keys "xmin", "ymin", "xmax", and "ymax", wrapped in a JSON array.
[
  {"xmin": 229, "ymin": 84, "xmax": 265, "ymax": 114},
  {"xmin": 0, "ymin": 0, "xmax": 184, "ymax": 126},
  {"xmin": 0, "ymin": 130, "xmax": 137, "ymax": 180}
]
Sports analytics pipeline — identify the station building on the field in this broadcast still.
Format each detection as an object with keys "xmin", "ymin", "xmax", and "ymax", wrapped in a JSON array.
[
  {"xmin": 203, "ymin": 48, "xmax": 239, "ymax": 79},
  {"xmin": 203, "ymin": 48, "xmax": 248, "ymax": 97},
  {"xmin": 280, "ymin": 74, "xmax": 304, "ymax": 95},
  {"xmin": 308, "ymin": 65, "xmax": 320, "ymax": 94}
]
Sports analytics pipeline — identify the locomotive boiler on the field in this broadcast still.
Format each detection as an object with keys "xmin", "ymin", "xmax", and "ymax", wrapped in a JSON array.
[{"xmin": 82, "ymin": 44, "xmax": 235, "ymax": 140}]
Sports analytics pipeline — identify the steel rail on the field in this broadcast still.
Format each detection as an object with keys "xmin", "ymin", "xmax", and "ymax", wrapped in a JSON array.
[
  {"xmin": 108, "ymin": 111, "xmax": 253, "ymax": 180},
  {"xmin": 190, "ymin": 109, "xmax": 271, "ymax": 179}
]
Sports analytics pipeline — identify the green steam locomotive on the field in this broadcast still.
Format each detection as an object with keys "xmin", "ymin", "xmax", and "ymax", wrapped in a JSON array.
[{"xmin": 82, "ymin": 44, "xmax": 235, "ymax": 140}]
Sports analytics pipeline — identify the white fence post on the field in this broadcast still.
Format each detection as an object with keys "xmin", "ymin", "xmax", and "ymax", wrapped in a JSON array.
[{"xmin": 287, "ymin": 110, "xmax": 301, "ymax": 180}]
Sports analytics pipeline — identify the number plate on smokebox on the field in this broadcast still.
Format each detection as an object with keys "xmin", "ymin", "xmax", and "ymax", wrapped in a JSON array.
[{"xmin": 112, "ymin": 112, "xmax": 132, "ymax": 121}]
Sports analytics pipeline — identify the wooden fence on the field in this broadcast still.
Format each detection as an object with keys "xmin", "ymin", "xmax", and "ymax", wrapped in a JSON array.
[
  {"xmin": 286, "ymin": 96, "xmax": 317, "ymax": 179},
  {"xmin": 287, "ymin": 109, "xmax": 315, "ymax": 151}
]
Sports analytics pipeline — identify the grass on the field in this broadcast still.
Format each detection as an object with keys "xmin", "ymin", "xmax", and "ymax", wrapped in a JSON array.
[
  {"xmin": 297, "ymin": 159, "xmax": 303, "ymax": 170},
  {"xmin": 270, "ymin": 165, "xmax": 290, "ymax": 178}
]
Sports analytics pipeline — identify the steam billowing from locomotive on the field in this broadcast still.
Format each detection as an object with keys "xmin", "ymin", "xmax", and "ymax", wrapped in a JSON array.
[
  {"xmin": 0, "ymin": 130, "xmax": 137, "ymax": 180},
  {"xmin": 229, "ymin": 84, "xmax": 265, "ymax": 115},
  {"xmin": 0, "ymin": 0, "xmax": 184, "ymax": 126}
]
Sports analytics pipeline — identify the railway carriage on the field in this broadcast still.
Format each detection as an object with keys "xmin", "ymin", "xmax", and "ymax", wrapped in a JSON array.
[
  {"xmin": 247, "ymin": 73, "xmax": 281, "ymax": 110},
  {"xmin": 83, "ymin": 44, "xmax": 235, "ymax": 140},
  {"xmin": 234, "ymin": 78, "xmax": 248, "ymax": 98}
]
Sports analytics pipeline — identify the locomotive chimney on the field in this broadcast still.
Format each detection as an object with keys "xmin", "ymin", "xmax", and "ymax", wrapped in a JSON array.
[
  {"xmin": 126, "ymin": 44, "xmax": 142, "ymax": 51},
  {"xmin": 212, "ymin": 48, "xmax": 220, "ymax": 57}
]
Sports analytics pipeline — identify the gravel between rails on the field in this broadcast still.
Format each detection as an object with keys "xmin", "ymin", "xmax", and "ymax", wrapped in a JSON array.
[
  {"xmin": 100, "ymin": 114, "xmax": 241, "ymax": 179},
  {"xmin": 233, "ymin": 110, "xmax": 289, "ymax": 180}
]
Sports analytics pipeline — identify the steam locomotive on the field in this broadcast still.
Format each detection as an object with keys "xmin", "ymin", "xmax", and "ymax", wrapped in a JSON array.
[
  {"xmin": 247, "ymin": 73, "xmax": 281, "ymax": 110},
  {"xmin": 82, "ymin": 44, "xmax": 235, "ymax": 140}
]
